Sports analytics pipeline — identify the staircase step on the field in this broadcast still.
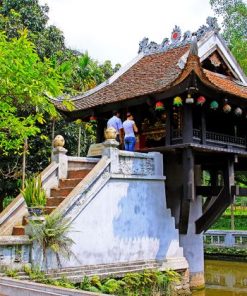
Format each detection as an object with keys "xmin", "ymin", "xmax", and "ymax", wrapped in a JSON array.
[
  {"xmin": 46, "ymin": 196, "xmax": 66, "ymax": 207},
  {"xmin": 59, "ymin": 178, "xmax": 82, "ymax": 188},
  {"xmin": 50, "ymin": 187, "xmax": 74, "ymax": 197},
  {"xmin": 12, "ymin": 225, "xmax": 25, "ymax": 235},
  {"xmin": 67, "ymin": 169, "xmax": 91, "ymax": 179},
  {"xmin": 44, "ymin": 206, "xmax": 57, "ymax": 214},
  {"xmin": 49, "ymin": 266, "xmax": 161, "ymax": 283},
  {"xmin": 47, "ymin": 260, "xmax": 158, "ymax": 273},
  {"xmin": 47, "ymin": 262, "xmax": 160, "ymax": 278}
]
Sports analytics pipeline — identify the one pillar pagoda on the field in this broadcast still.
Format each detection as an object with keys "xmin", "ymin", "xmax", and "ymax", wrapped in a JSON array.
[{"xmin": 53, "ymin": 17, "xmax": 247, "ymax": 288}]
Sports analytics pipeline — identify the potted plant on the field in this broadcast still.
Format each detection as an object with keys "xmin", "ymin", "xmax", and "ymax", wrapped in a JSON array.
[
  {"xmin": 28, "ymin": 212, "xmax": 74, "ymax": 270},
  {"xmin": 21, "ymin": 175, "xmax": 47, "ymax": 216}
]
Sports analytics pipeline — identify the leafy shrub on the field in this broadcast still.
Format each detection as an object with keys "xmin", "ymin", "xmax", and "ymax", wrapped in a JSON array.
[
  {"xmin": 211, "ymin": 215, "xmax": 247, "ymax": 230},
  {"xmin": 79, "ymin": 269, "xmax": 180, "ymax": 295},
  {"xmin": 5, "ymin": 268, "xmax": 18, "ymax": 278},
  {"xmin": 21, "ymin": 175, "xmax": 46, "ymax": 208},
  {"xmin": 3, "ymin": 195, "xmax": 15, "ymax": 209},
  {"xmin": 205, "ymin": 246, "xmax": 247, "ymax": 260}
]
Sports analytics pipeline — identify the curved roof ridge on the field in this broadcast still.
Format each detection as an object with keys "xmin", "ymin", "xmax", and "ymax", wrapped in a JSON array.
[
  {"xmin": 55, "ymin": 52, "xmax": 145, "ymax": 103},
  {"xmin": 168, "ymin": 50, "xmax": 247, "ymax": 99}
]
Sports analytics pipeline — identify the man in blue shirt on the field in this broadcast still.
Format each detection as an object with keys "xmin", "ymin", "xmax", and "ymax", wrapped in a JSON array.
[{"xmin": 107, "ymin": 110, "xmax": 123, "ymax": 144}]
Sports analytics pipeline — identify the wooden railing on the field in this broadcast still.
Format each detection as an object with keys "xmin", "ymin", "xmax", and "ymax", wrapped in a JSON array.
[
  {"xmin": 205, "ymin": 131, "xmax": 246, "ymax": 148},
  {"xmin": 171, "ymin": 129, "xmax": 246, "ymax": 150}
]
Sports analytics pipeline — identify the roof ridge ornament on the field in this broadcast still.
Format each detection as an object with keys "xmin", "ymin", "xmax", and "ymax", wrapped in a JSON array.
[
  {"xmin": 138, "ymin": 17, "xmax": 220, "ymax": 55},
  {"xmin": 189, "ymin": 33, "xmax": 198, "ymax": 56}
]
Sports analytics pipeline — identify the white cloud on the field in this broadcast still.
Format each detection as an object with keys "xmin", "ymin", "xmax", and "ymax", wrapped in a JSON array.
[{"xmin": 39, "ymin": 0, "xmax": 215, "ymax": 65}]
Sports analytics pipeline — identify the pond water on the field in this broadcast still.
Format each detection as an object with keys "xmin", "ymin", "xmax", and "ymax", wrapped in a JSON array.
[{"xmin": 193, "ymin": 260, "xmax": 247, "ymax": 296}]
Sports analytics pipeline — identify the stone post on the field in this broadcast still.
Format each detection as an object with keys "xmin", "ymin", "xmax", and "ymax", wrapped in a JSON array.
[
  {"xmin": 51, "ymin": 135, "xmax": 68, "ymax": 179},
  {"xmin": 102, "ymin": 127, "xmax": 120, "ymax": 174},
  {"xmin": 179, "ymin": 165, "xmax": 205, "ymax": 290},
  {"xmin": 148, "ymin": 152, "xmax": 163, "ymax": 176}
]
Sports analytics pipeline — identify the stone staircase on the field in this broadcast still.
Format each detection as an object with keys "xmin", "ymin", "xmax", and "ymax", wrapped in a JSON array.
[
  {"xmin": 7, "ymin": 260, "xmax": 165, "ymax": 283},
  {"xmin": 12, "ymin": 168, "xmax": 93, "ymax": 236}
]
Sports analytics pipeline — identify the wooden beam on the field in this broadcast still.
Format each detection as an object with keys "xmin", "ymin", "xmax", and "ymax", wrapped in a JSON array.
[
  {"xmin": 231, "ymin": 185, "xmax": 247, "ymax": 196},
  {"xmin": 195, "ymin": 157, "xmax": 235, "ymax": 233},
  {"xmin": 196, "ymin": 186, "xmax": 222, "ymax": 196}
]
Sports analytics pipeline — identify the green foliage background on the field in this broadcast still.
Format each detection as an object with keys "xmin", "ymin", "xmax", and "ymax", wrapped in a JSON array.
[{"xmin": 0, "ymin": 0, "xmax": 120, "ymax": 210}]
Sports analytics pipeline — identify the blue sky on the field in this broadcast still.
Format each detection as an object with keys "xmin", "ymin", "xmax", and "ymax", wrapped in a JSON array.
[{"xmin": 39, "ymin": 0, "xmax": 215, "ymax": 66}]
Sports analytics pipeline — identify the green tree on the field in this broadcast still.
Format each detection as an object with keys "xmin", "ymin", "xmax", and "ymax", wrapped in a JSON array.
[
  {"xmin": 210, "ymin": 0, "xmax": 247, "ymax": 74},
  {"xmin": 0, "ymin": 0, "xmax": 120, "ymax": 211},
  {"xmin": 0, "ymin": 0, "xmax": 65, "ymax": 60},
  {"xmin": 0, "ymin": 30, "xmax": 62, "ymax": 155},
  {"xmin": 0, "ymin": 0, "xmax": 49, "ymax": 33}
]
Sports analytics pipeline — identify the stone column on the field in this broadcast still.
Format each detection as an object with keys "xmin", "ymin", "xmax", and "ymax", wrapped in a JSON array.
[
  {"xmin": 179, "ymin": 165, "xmax": 205, "ymax": 290},
  {"xmin": 148, "ymin": 152, "xmax": 163, "ymax": 176},
  {"xmin": 51, "ymin": 135, "xmax": 68, "ymax": 179},
  {"xmin": 102, "ymin": 127, "xmax": 120, "ymax": 174}
]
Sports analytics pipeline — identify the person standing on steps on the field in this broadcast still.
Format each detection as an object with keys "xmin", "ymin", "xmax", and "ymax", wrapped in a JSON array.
[
  {"xmin": 107, "ymin": 110, "xmax": 124, "ymax": 145},
  {"xmin": 123, "ymin": 112, "xmax": 138, "ymax": 151}
]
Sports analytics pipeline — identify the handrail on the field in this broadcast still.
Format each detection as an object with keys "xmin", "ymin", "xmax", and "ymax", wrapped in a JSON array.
[
  {"xmin": 67, "ymin": 156, "xmax": 99, "ymax": 163},
  {"xmin": 54, "ymin": 156, "xmax": 111, "ymax": 217},
  {"xmin": 205, "ymin": 131, "xmax": 245, "ymax": 146}
]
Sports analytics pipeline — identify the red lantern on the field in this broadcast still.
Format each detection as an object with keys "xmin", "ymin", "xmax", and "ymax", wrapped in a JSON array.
[
  {"xmin": 89, "ymin": 116, "xmax": 97, "ymax": 123},
  {"xmin": 196, "ymin": 96, "xmax": 206, "ymax": 106},
  {"xmin": 155, "ymin": 101, "xmax": 164, "ymax": 111}
]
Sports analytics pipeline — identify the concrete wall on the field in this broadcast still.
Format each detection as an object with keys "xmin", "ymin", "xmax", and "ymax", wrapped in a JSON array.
[
  {"xmin": 63, "ymin": 178, "xmax": 183, "ymax": 267},
  {"xmin": 0, "ymin": 236, "xmax": 30, "ymax": 271},
  {"xmin": 0, "ymin": 277, "xmax": 106, "ymax": 296},
  {"xmin": 40, "ymin": 146, "xmax": 185, "ymax": 270}
]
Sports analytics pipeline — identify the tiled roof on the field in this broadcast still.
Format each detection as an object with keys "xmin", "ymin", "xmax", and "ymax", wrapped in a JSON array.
[
  {"xmin": 204, "ymin": 70, "xmax": 247, "ymax": 99},
  {"xmin": 54, "ymin": 44, "xmax": 247, "ymax": 113},
  {"xmin": 55, "ymin": 45, "xmax": 189, "ymax": 111}
]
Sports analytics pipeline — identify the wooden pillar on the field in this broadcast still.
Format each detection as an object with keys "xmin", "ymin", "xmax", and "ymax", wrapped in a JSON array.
[
  {"xmin": 96, "ymin": 119, "xmax": 105, "ymax": 143},
  {"xmin": 179, "ymin": 147, "xmax": 194, "ymax": 234},
  {"xmin": 183, "ymin": 148, "xmax": 194, "ymax": 201},
  {"xmin": 166, "ymin": 108, "xmax": 171, "ymax": 145},
  {"xmin": 183, "ymin": 103, "xmax": 193, "ymax": 143},
  {"xmin": 223, "ymin": 156, "xmax": 235, "ymax": 203},
  {"xmin": 201, "ymin": 109, "xmax": 206, "ymax": 145}
]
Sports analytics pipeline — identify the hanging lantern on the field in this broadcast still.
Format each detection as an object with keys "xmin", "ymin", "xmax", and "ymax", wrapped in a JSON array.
[
  {"xmin": 234, "ymin": 107, "xmax": 242, "ymax": 116},
  {"xmin": 196, "ymin": 96, "xmax": 206, "ymax": 106},
  {"xmin": 185, "ymin": 94, "xmax": 194, "ymax": 104},
  {"xmin": 223, "ymin": 103, "xmax": 231, "ymax": 113},
  {"xmin": 155, "ymin": 101, "xmax": 164, "ymax": 111},
  {"xmin": 173, "ymin": 96, "xmax": 183, "ymax": 106},
  {"xmin": 210, "ymin": 101, "xmax": 219, "ymax": 110},
  {"xmin": 89, "ymin": 115, "xmax": 97, "ymax": 123}
]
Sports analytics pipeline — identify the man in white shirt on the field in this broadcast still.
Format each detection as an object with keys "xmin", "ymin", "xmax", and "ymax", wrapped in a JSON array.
[{"xmin": 107, "ymin": 110, "xmax": 123, "ymax": 144}]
